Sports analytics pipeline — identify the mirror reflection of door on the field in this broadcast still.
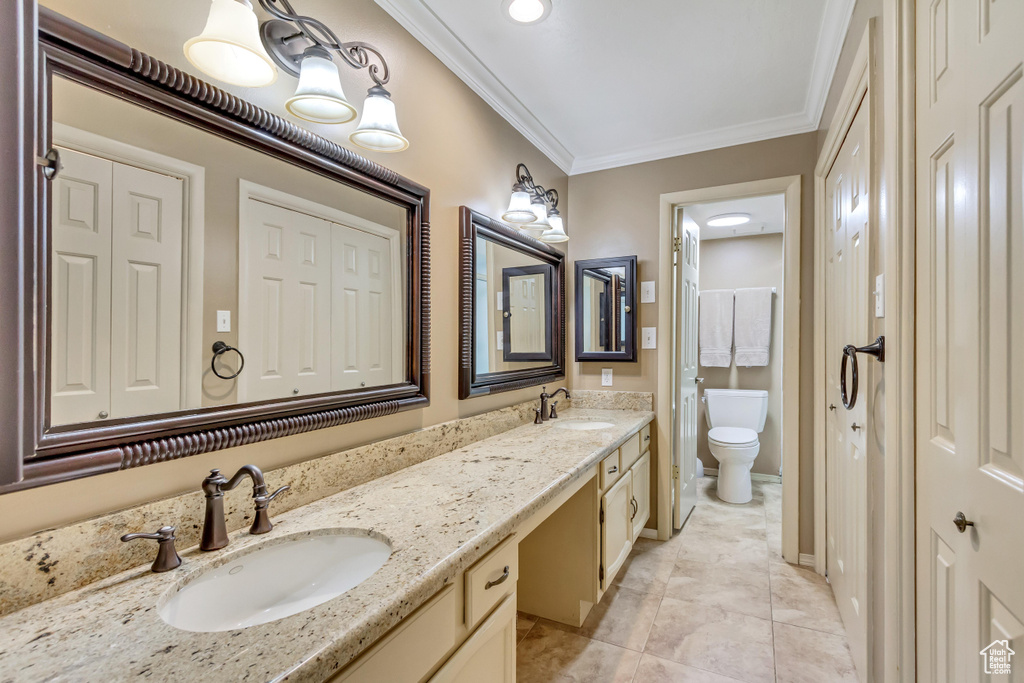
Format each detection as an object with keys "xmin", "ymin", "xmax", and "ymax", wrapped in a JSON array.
[
  {"xmin": 581, "ymin": 267, "xmax": 627, "ymax": 353},
  {"xmin": 502, "ymin": 265, "xmax": 553, "ymax": 362}
]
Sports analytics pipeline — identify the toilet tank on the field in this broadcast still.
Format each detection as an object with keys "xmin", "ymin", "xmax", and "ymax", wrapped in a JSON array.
[{"xmin": 704, "ymin": 389, "xmax": 769, "ymax": 432}]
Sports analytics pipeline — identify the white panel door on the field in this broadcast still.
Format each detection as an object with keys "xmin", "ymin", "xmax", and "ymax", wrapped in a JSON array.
[
  {"xmin": 825, "ymin": 97, "xmax": 870, "ymax": 678},
  {"xmin": 601, "ymin": 470, "xmax": 633, "ymax": 590},
  {"xmin": 109, "ymin": 163, "xmax": 183, "ymax": 420},
  {"xmin": 916, "ymin": 1, "xmax": 1024, "ymax": 680},
  {"xmin": 50, "ymin": 148, "xmax": 113, "ymax": 426},
  {"xmin": 332, "ymin": 224, "xmax": 395, "ymax": 390},
  {"xmin": 241, "ymin": 200, "xmax": 332, "ymax": 401},
  {"xmin": 672, "ymin": 211, "xmax": 699, "ymax": 528}
]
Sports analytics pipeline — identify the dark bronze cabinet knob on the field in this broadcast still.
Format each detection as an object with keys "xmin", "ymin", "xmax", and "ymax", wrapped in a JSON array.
[{"xmin": 953, "ymin": 511, "xmax": 974, "ymax": 533}]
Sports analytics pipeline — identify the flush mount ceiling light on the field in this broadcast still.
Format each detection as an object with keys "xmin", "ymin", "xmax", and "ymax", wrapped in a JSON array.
[
  {"xmin": 502, "ymin": 0, "xmax": 552, "ymax": 24},
  {"xmin": 706, "ymin": 212, "xmax": 752, "ymax": 228},
  {"xmin": 501, "ymin": 163, "xmax": 567, "ymax": 243},
  {"xmin": 185, "ymin": 0, "xmax": 408, "ymax": 152}
]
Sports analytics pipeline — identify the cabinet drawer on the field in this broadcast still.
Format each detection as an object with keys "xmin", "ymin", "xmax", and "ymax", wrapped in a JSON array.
[
  {"xmin": 620, "ymin": 432, "xmax": 642, "ymax": 470},
  {"xmin": 640, "ymin": 424, "xmax": 651, "ymax": 454},
  {"xmin": 465, "ymin": 535, "xmax": 518, "ymax": 630},
  {"xmin": 599, "ymin": 449, "xmax": 622, "ymax": 491}
]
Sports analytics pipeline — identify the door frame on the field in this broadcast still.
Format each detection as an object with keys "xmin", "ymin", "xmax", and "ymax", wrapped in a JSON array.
[
  {"xmin": 813, "ymin": 15, "xmax": 917, "ymax": 682},
  {"xmin": 656, "ymin": 175, "xmax": 802, "ymax": 565}
]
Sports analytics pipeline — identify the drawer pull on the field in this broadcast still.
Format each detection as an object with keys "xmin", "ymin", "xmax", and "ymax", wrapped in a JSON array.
[
  {"xmin": 630, "ymin": 497, "xmax": 638, "ymax": 520},
  {"xmin": 485, "ymin": 565, "xmax": 510, "ymax": 590},
  {"xmin": 644, "ymin": 434, "xmax": 650, "ymax": 442},
  {"xmin": 607, "ymin": 465, "xmax": 619, "ymax": 474}
]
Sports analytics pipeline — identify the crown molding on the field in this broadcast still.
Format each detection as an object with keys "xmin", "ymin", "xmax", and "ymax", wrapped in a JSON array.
[{"xmin": 375, "ymin": 0, "xmax": 855, "ymax": 176}]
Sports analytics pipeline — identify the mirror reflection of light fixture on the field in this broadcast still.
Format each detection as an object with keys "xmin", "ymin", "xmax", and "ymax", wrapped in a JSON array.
[
  {"xmin": 285, "ymin": 46, "xmax": 356, "ymax": 124},
  {"xmin": 184, "ymin": 0, "xmax": 409, "ymax": 151},
  {"xmin": 501, "ymin": 163, "xmax": 567, "ymax": 242},
  {"xmin": 706, "ymin": 212, "xmax": 751, "ymax": 227},
  {"xmin": 184, "ymin": 0, "xmax": 278, "ymax": 87}
]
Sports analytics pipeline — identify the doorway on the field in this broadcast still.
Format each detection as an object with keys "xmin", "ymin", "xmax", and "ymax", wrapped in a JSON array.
[{"xmin": 656, "ymin": 175, "xmax": 802, "ymax": 565}]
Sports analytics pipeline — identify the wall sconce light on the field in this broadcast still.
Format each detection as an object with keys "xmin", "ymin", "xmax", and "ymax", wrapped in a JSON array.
[
  {"xmin": 501, "ymin": 163, "xmax": 567, "ymax": 243},
  {"xmin": 184, "ymin": 0, "xmax": 407, "ymax": 152}
]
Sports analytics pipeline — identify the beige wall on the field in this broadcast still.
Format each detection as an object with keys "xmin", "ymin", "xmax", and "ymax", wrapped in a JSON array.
[
  {"xmin": 0, "ymin": 0, "xmax": 567, "ymax": 543},
  {"xmin": 696, "ymin": 233, "xmax": 784, "ymax": 479},
  {"xmin": 567, "ymin": 132, "xmax": 818, "ymax": 553}
]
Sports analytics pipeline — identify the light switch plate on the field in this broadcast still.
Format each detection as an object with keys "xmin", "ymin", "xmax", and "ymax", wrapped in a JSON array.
[
  {"xmin": 874, "ymin": 274, "xmax": 885, "ymax": 317},
  {"xmin": 642, "ymin": 327, "xmax": 657, "ymax": 349},
  {"xmin": 496, "ymin": 332, "xmax": 503, "ymax": 350},
  {"xmin": 640, "ymin": 281, "xmax": 656, "ymax": 303},
  {"xmin": 217, "ymin": 310, "xmax": 231, "ymax": 333},
  {"xmin": 601, "ymin": 368, "xmax": 613, "ymax": 386}
]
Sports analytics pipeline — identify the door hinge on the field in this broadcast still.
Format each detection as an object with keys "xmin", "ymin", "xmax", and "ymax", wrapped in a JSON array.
[
  {"xmin": 672, "ymin": 236, "xmax": 682, "ymax": 252},
  {"xmin": 599, "ymin": 563, "xmax": 604, "ymax": 581},
  {"xmin": 673, "ymin": 465, "xmax": 680, "ymax": 480},
  {"xmin": 599, "ymin": 504, "xmax": 604, "ymax": 524}
]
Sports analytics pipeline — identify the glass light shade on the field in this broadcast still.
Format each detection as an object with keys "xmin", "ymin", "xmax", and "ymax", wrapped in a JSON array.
[
  {"xmin": 540, "ymin": 213, "xmax": 568, "ymax": 243},
  {"xmin": 529, "ymin": 199, "xmax": 552, "ymax": 231},
  {"xmin": 508, "ymin": 0, "xmax": 545, "ymax": 22},
  {"xmin": 349, "ymin": 86, "xmax": 409, "ymax": 152},
  {"xmin": 286, "ymin": 49, "xmax": 357, "ymax": 124},
  {"xmin": 706, "ymin": 212, "xmax": 751, "ymax": 227},
  {"xmin": 184, "ymin": 0, "xmax": 278, "ymax": 88},
  {"xmin": 502, "ymin": 190, "xmax": 536, "ymax": 223}
]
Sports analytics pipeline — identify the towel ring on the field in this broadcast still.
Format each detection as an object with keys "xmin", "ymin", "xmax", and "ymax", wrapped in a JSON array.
[
  {"xmin": 840, "ymin": 336, "xmax": 885, "ymax": 410},
  {"xmin": 211, "ymin": 341, "xmax": 244, "ymax": 380}
]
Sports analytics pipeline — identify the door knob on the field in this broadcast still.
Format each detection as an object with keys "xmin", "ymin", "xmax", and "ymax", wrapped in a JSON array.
[
  {"xmin": 829, "ymin": 404, "xmax": 836, "ymax": 412},
  {"xmin": 953, "ymin": 511, "xmax": 974, "ymax": 533},
  {"xmin": 851, "ymin": 423, "xmax": 862, "ymax": 431},
  {"xmin": 694, "ymin": 377, "xmax": 704, "ymax": 384}
]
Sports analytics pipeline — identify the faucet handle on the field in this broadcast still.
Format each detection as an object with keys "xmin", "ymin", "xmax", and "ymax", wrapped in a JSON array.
[
  {"xmin": 121, "ymin": 525, "xmax": 182, "ymax": 573},
  {"xmin": 251, "ymin": 485, "xmax": 290, "ymax": 535},
  {"xmin": 549, "ymin": 401, "xmax": 559, "ymax": 419}
]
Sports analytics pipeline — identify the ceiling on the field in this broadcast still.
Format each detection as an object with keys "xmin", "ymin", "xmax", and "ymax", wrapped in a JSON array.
[
  {"xmin": 685, "ymin": 194, "xmax": 786, "ymax": 241},
  {"xmin": 373, "ymin": 0, "xmax": 854, "ymax": 175}
]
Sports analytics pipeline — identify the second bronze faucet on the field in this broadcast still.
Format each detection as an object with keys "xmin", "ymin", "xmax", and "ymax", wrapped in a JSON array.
[{"xmin": 201, "ymin": 465, "xmax": 289, "ymax": 551}]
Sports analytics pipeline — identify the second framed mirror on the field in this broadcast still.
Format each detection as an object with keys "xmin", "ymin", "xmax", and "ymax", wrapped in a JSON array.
[{"xmin": 575, "ymin": 256, "xmax": 638, "ymax": 362}]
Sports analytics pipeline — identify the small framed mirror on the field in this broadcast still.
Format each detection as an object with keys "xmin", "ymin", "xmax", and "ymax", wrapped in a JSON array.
[
  {"xmin": 459, "ymin": 207, "xmax": 565, "ymax": 399},
  {"xmin": 575, "ymin": 256, "xmax": 638, "ymax": 362}
]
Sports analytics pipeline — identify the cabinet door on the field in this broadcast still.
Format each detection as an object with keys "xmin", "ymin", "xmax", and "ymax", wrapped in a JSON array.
[
  {"xmin": 630, "ymin": 451, "xmax": 651, "ymax": 543},
  {"xmin": 601, "ymin": 470, "xmax": 633, "ymax": 590},
  {"xmin": 430, "ymin": 592, "xmax": 516, "ymax": 683}
]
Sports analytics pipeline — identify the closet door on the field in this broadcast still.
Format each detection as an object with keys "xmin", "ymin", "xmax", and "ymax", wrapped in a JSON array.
[
  {"xmin": 109, "ymin": 163, "xmax": 184, "ymax": 419},
  {"xmin": 332, "ymin": 224, "xmax": 395, "ymax": 390},
  {"xmin": 50, "ymin": 148, "xmax": 113, "ymax": 426},
  {"xmin": 240, "ymin": 200, "xmax": 332, "ymax": 401}
]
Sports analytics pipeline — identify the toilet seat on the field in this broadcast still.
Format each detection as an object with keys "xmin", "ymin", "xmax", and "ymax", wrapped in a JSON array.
[{"xmin": 708, "ymin": 427, "xmax": 758, "ymax": 448}]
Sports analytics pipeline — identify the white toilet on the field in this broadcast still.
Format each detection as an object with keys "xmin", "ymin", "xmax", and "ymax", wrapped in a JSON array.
[{"xmin": 704, "ymin": 388, "xmax": 770, "ymax": 504}]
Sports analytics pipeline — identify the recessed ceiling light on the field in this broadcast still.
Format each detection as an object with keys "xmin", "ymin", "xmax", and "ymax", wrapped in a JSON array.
[
  {"xmin": 706, "ymin": 212, "xmax": 751, "ymax": 228},
  {"xmin": 502, "ymin": 0, "xmax": 552, "ymax": 24}
]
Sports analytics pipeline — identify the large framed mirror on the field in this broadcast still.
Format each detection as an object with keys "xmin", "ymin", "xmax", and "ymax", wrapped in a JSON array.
[
  {"xmin": 459, "ymin": 207, "xmax": 565, "ymax": 399},
  {"xmin": 0, "ymin": 9, "xmax": 430, "ymax": 491},
  {"xmin": 574, "ymin": 256, "xmax": 638, "ymax": 362}
]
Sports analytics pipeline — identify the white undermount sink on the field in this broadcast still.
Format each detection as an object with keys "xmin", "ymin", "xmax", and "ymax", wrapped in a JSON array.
[
  {"xmin": 553, "ymin": 419, "xmax": 615, "ymax": 431},
  {"xmin": 159, "ymin": 530, "xmax": 392, "ymax": 632}
]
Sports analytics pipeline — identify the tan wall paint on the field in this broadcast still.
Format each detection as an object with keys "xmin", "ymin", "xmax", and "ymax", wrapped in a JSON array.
[
  {"xmin": 0, "ymin": 0, "xmax": 567, "ymax": 543},
  {"xmin": 567, "ymin": 132, "xmax": 818, "ymax": 553},
  {"xmin": 696, "ymin": 233, "xmax": 784, "ymax": 479}
]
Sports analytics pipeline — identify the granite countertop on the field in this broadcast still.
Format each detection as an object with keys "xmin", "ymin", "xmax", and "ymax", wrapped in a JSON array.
[{"xmin": 0, "ymin": 408, "xmax": 654, "ymax": 683}]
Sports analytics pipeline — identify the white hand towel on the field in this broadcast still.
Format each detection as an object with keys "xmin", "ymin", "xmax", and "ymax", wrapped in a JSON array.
[
  {"xmin": 699, "ymin": 289, "xmax": 734, "ymax": 367},
  {"xmin": 734, "ymin": 287, "xmax": 773, "ymax": 367}
]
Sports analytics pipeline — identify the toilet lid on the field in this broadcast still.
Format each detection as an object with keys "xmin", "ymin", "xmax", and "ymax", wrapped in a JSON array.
[{"xmin": 708, "ymin": 427, "xmax": 758, "ymax": 447}]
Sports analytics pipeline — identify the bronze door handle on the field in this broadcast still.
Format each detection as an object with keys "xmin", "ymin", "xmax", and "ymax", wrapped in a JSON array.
[{"xmin": 953, "ymin": 511, "xmax": 974, "ymax": 533}]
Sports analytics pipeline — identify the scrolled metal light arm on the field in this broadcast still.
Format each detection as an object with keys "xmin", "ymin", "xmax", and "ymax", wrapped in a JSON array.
[
  {"xmin": 514, "ymin": 162, "xmax": 559, "ymax": 211},
  {"xmin": 257, "ymin": 0, "xmax": 391, "ymax": 86}
]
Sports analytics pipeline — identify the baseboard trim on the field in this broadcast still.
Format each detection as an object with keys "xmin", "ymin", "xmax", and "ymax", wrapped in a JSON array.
[
  {"xmin": 703, "ymin": 468, "xmax": 782, "ymax": 484},
  {"xmin": 799, "ymin": 553, "xmax": 816, "ymax": 568},
  {"xmin": 639, "ymin": 528, "xmax": 659, "ymax": 540}
]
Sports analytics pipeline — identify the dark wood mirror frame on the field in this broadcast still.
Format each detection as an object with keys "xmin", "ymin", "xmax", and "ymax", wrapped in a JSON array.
[
  {"xmin": 0, "ymin": 6, "xmax": 431, "ymax": 492},
  {"xmin": 574, "ymin": 256, "xmax": 638, "ymax": 363},
  {"xmin": 458, "ymin": 206, "xmax": 565, "ymax": 399}
]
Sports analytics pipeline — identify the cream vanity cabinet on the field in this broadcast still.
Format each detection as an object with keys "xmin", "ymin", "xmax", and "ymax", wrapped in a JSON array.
[
  {"xmin": 599, "ymin": 424, "xmax": 651, "ymax": 589},
  {"xmin": 332, "ymin": 537, "xmax": 517, "ymax": 683}
]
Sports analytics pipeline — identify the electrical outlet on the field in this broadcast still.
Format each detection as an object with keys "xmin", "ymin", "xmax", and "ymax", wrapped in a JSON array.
[
  {"xmin": 642, "ymin": 327, "xmax": 657, "ymax": 349},
  {"xmin": 640, "ymin": 281, "xmax": 656, "ymax": 303},
  {"xmin": 601, "ymin": 368, "xmax": 613, "ymax": 386},
  {"xmin": 217, "ymin": 310, "xmax": 231, "ymax": 333},
  {"xmin": 874, "ymin": 274, "xmax": 885, "ymax": 317}
]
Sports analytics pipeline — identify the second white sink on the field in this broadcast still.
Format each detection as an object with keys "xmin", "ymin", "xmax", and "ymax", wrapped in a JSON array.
[
  {"xmin": 159, "ymin": 530, "xmax": 392, "ymax": 632},
  {"xmin": 553, "ymin": 420, "xmax": 615, "ymax": 431}
]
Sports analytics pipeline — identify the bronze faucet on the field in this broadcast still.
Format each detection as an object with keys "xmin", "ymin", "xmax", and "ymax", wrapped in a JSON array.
[
  {"xmin": 201, "ymin": 465, "xmax": 289, "ymax": 551},
  {"xmin": 121, "ymin": 525, "xmax": 182, "ymax": 573},
  {"xmin": 539, "ymin": 386, "xmax": 570, "ymax": 422}
]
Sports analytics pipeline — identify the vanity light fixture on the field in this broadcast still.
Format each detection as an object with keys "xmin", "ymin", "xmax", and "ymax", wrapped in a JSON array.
[
  {"xmin": 706, "ymin": 212, "xmax": 751, "ymax": 227},
  {"xmin": 502, "ymin": 0, "xmax": 552, "ymax": 24},
  {"xmin": 501, "ymin": 163, "xmax": 567, "ymax": 243},
  {"xmin": 185, "ymin": 0, "xmax": 408, "ymax": 151}
]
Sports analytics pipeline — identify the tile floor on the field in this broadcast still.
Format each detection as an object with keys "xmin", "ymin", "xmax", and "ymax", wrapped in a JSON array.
[{"xmin": 515, "ymin": 476, "xmax": 858, "ymax": 682}]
